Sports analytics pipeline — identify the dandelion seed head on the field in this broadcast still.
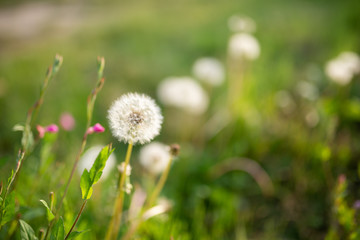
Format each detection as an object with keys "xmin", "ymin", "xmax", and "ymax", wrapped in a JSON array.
[
  {"xmin": 228, "ymin": 15, "xmax": 256, "ymax": 33},
  {"xmin": 275, "ymin": 90, "xmax": 296, "ymax": 114},
  {"xmin": 325, "ymin": 51, "xmax": 360, "ymax": 85},
  {"xmin": 228, "ymin": 33, "xmax": 260, "ymax": 60},
  {"xmin": 108, "ymin": 93, "xmax": 163, "ymax": 144},
  {"xmin": 296, "ymin": 81, "xmax": 319, "ymax": 101},
  {"xmin": 305, "ymin": 108, "xmax": 319, "ymax": 128},
  {"xmin": 192, "ymin": 57, "xmax": 225, "ymax": 86},
  {"xmin": 157, "ymin": 77, "xmax": 209, "ymax": 114},
  {"xmin": 139, "ymin": 142, "xmax": 171, "ymax": 175},
  {"xmin": 78, "ymin": 145, "xmax": 116, "ymax": 181}
]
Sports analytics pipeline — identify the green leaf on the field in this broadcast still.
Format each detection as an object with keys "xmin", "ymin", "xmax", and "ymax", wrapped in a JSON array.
[
  {"xmin": 80, "ymin": 170, "xmax": 92, "ymax": 199},
  {"xmin": 21, "ymin": 125, "xmax": 34, "ymax": 152},
  {"xmin": 7, "ymin": 170, "xmax": 14, "ymax": 185},
  {"xmin": 19, "ymin": 219, "xmax": 38, "ymax": 240},
  {"xmin": 67, "ymin": 229, "xmax": 91, "ymax": 239},
  {"xmin": 80, "ymin": 144, "xmax": 114, "ymax": 199},
  {"xmin": 12, "ymin": 124, "xmax": 24, "ymax": 132},
  {"xmin": 1, "ymin": 192, "xmax": 15, "ymax": 226},
  {"xmin": 39, "ymin": 200, "xmax": 54, "ymax": 222},
  {"xmin": 50, "ymin": 217, "xmax": 65, "ymax": 240}
]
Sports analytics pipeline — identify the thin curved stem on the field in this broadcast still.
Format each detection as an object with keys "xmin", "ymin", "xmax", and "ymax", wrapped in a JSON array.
[
  {"xmin": 57, "ymin": 133, "xmax": 88, "ymax": 214},
  {"xmin": 105, "ymin": 142, "xmax": 133, "ymax": 240},
  {"xmin": 65, "ymin": 199, "xmax": 88, "ymax": 240},
  {"xmin": 45, "ymin": 57, "xmax": 105, "ymax": 240},
  {"xmin": 145, "ymin": 156, "xmax": 173, "ymax": 209}
]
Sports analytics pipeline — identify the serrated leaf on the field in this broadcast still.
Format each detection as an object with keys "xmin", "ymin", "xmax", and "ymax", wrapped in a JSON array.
[
  {"xmin": 67, "ymin": 229, "xmax": 91, "ymax": 239},
  {"xmin": 1, "ymin": 192, "xmax": 15, "ymax": 226},
  {"xmin": 50, "ymin": 217, "xmax": 64, "ymax": 240},
  {"xmin": 80, "ymin": 144, "xmax": 114, "ymax": 199},
  {"xmin": 19, "ymin": 219, "xmax": 38, "ymax": 240},
  {"xmin": 39, "ymin": 200, "xmax": 54, "ymax": 222}
]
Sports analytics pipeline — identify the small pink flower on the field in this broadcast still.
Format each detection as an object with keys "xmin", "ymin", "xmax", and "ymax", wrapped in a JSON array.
[
  {"xmin": 60, "ymin": 112, "xmax": 75, "ymax": 131},
  {"xmin": 36, "ymin": 125, "xmax": 46, "ymax": 138},
  {"xmin": 338, "ymin": 174, "xmax": 346, "ymax": 184},
  {"xmin": 46, "ymin": 124, "xmax": 59, "ymax": 133},
  {"xmin": 93, "ymin": 123, "xmax": 105, "ymax": 133},
  {"xmin": 86, "ymin": 123, "xmax": 105, "ymax": 135},
  {"xmin": 37, "ymin": 124, "xmax": 59, "ymax": 138}
]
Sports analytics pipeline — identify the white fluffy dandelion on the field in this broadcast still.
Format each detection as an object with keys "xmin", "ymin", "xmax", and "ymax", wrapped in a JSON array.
[
  {"xmin": 325, "ymin": 51, "xmax": 360, "ymax": 85},
  {"xmin": 77, "ymin": 145, "xmax": 116, "ymax": 181},
  {"xmin": 192, "ymin": 57, "xmax": 225, "ymax": 86},
  {"xmin": 305, "ymin": 108, "xmax": 319, "ymax": 128},
  {"xmin": 108, "ymin": 93, "xmax": 163, "ymax": 144},
  {"xmin": 228, "ymin": 33, "xmax": 260, "ymax": 60},
  {"xmin": 228, "ymin": 15, "xmax": 256, "ymax": 33},
  {"xmin": 275, "ymin": 90, "xmax": 296, "ymax": 114},
  {"xmin": 296, "ymin": 81, "xmax": 319, "ymax": 101},
  {"xmin": 157, "ymin": 77, "xmax": 209, "ymax": 114},
  {"xmin": 139, "ymin": 142, "xmax": 171, "ymax": 175}
]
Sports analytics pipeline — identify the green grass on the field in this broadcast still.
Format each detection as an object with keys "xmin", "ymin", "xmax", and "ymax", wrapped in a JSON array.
[{"xmin": 0, "ymin": 0, "xmax": 360, "ymax": 239}]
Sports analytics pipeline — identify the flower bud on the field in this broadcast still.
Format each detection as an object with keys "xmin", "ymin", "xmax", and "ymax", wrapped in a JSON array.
[
  {"xmin": 86, "ymin": 123, "xmax": 105, "ymax": 135},
  {"xmin": 46, "ymin": 124, "xmax": 59, "ymax": 133}
]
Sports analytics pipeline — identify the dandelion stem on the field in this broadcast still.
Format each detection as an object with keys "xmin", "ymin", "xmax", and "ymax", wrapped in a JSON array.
[
  {"xmin": 145, "ymin": 156, "xmax": 173, "ymax": 209},
  {"xmin": 64, "ymin": 199, "xmax": 88, "ymax": 240},
  {"xmin": 122, "ymin": 154, "xmax": 174, "ymax": 240},
  {"xmin": 105, "ymin": 141, "xmax": 133, "ymax": 240}
]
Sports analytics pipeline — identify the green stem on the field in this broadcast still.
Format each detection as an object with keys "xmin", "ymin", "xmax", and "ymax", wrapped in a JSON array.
[
  {"xmin": 105, "ymin": 142, "xmax": 133, "ymax": 240},
  {"xmin": 65, "ymin": 199, "xmax": 88, "ymax": 240},
  {"xmin": 145, "ymin": 156, "xmax": 173, "ymax": 209},
  {"xmin": 45, "ymin": 57, "xmax": 105, "ymax": 240},
  {"xmin": 55, "ymin": 57, "xmax": 105, "ymax": 215},
  {"xmin": 0, "ymin": 151, "xmax": 24, "ymax": 230},
  {"xmin": 12, "ymin": 55, "xmax": 62, "ymax": 191},
  {"xmin": 56, "ymin": 133, "xmax": 89, "ymax": 215},
  {"xmin": 123, "ymin": 155, "xmax": 174, "ymax": 240}
]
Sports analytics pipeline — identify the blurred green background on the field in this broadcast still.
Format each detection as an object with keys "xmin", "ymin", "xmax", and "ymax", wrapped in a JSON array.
[{"xmin": 1, "ymin": 0, "xmax": 360, "ymax": 239}]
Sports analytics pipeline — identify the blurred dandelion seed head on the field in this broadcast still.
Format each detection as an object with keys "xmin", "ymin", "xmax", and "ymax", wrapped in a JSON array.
[
  {"xmin": 192, "ymin": 57, "xmax": 225, "ymax": 86},
  {"xmin": 228, "ymin": 33, "xmax": 260, "ymax": 60},
  {"xmin": 78, "ymin": 145, "xmax": 116, "ymax": 181},
  {"xmin": 325, "ymin": 51, "xmax": 360, "ymax": 85},
  {"xmin": 296, "ymin": 81, "xmax": 319, "ymax": 101},
  {"xmin": 157, "ymin": 77, "xmax": 209, "ymax": 114},
  {"xmin": 228, "ymin": 15, "xmax": 256, "ymax": 33},
  {"xmin": 305, "ymin": 108, "xmax": 320, "ymax": 128},
  {"xmin": 275, "ymin": 90, "xmax": 296, "ymax": 114},
  {"xmin": 139, "ymin": 142, "xmax": 171, "ymax": 175},
  {"xmin": 108, "ymin": 93, "xmax": 163, "ymax": 144}
]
